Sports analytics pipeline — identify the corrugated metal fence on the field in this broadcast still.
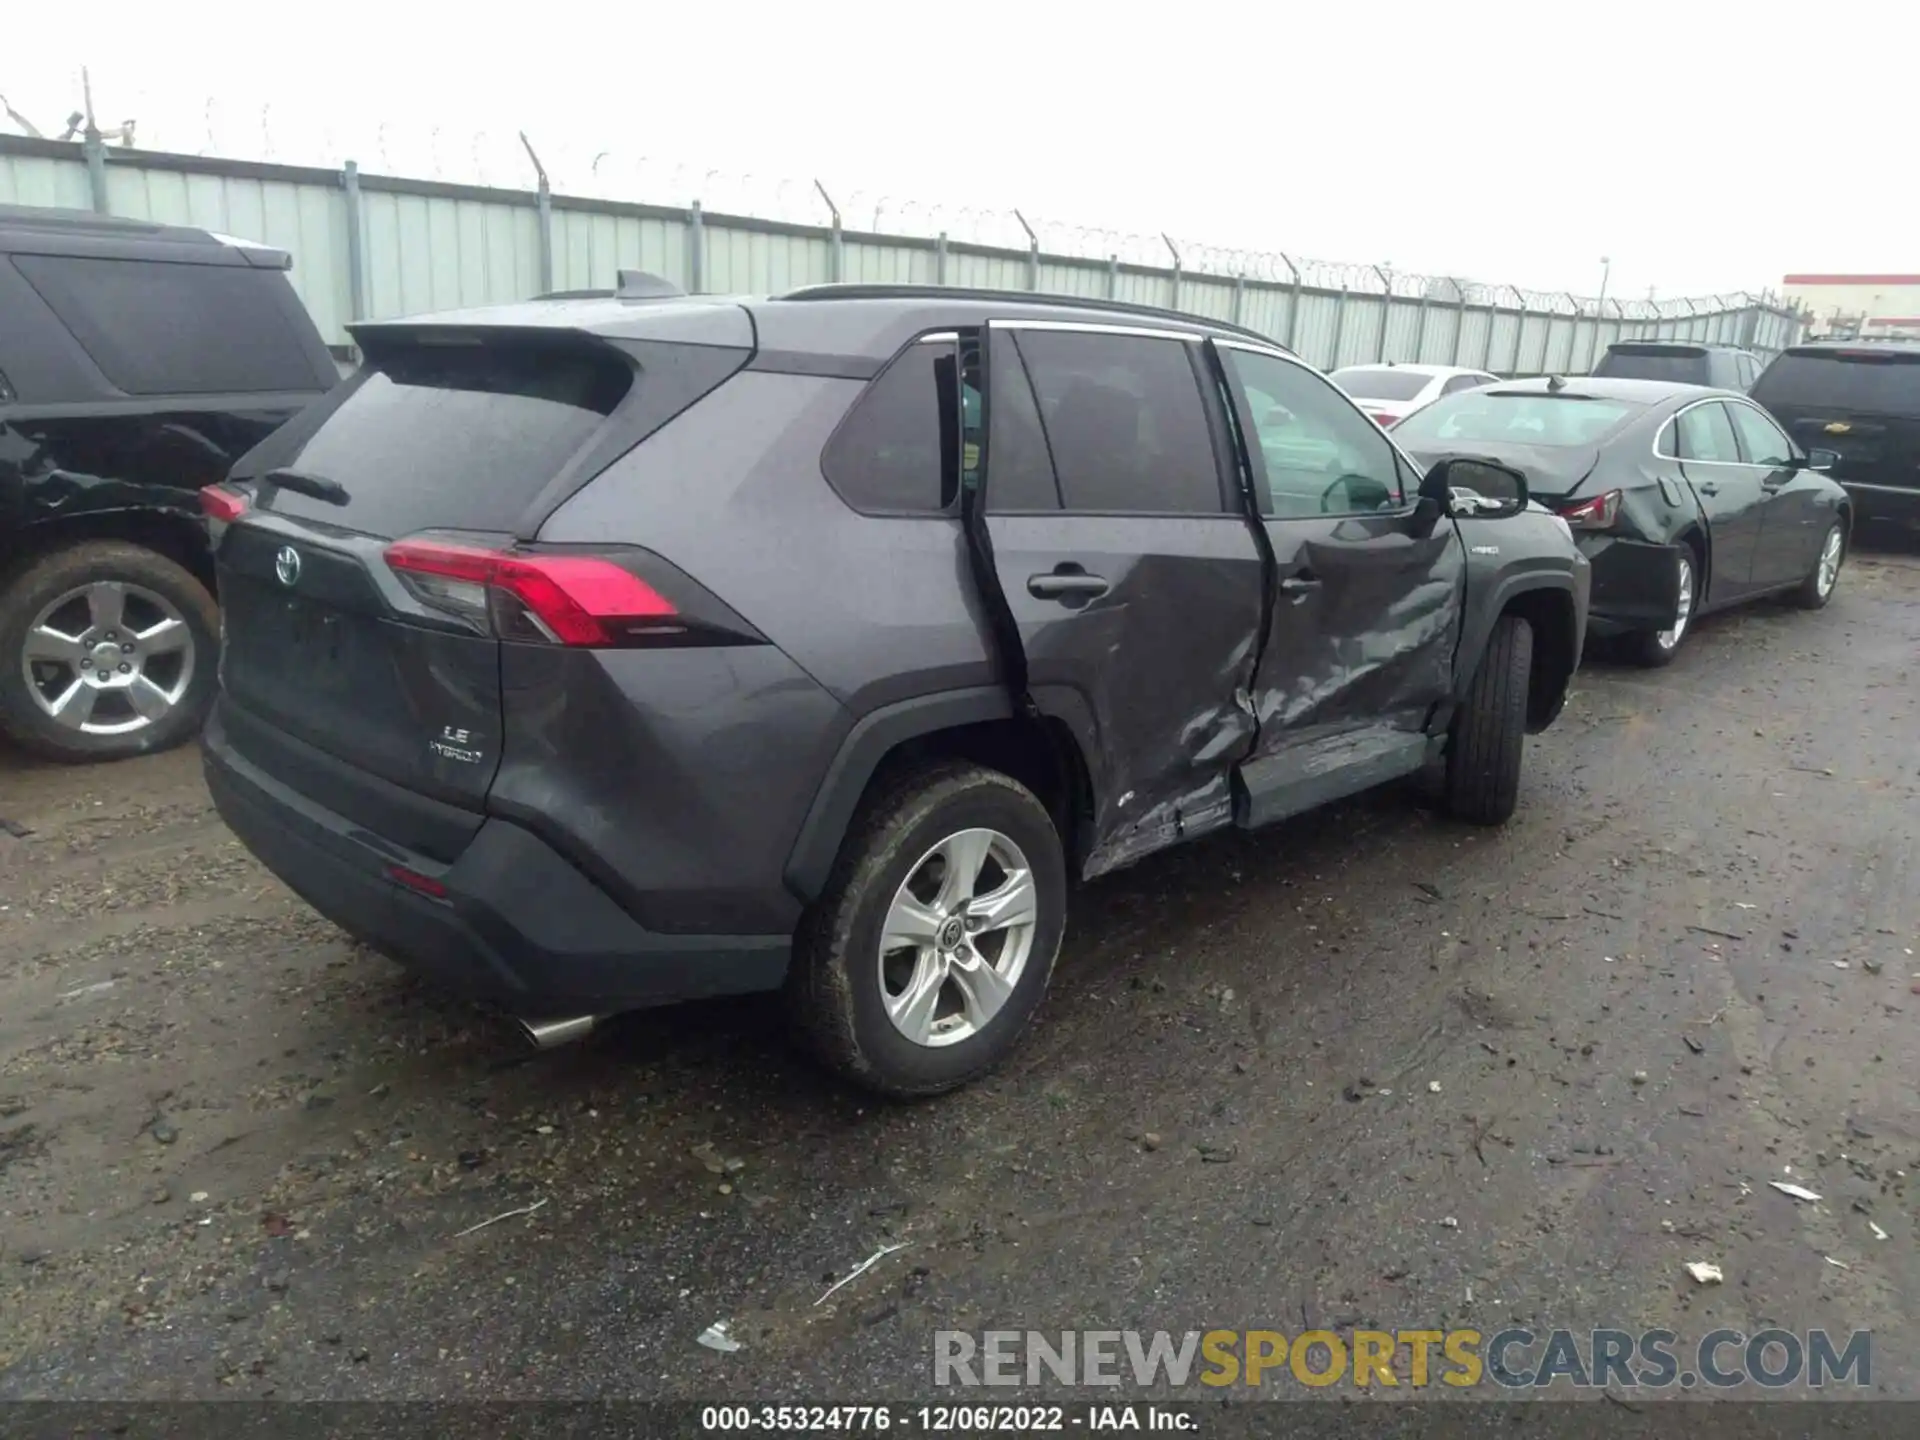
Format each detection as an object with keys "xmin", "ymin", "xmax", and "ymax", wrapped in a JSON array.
[{"xmin": 1, "ymin": 133, "xmax": 1803, "ymax": 371}]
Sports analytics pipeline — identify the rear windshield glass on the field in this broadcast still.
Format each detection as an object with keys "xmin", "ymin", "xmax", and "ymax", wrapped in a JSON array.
[
  {"xmin": 1391, "ymin": 392, "xmax": 1646, "ymax": 448},
  {"xmin": 1592, "ymin": 346, "xmax": 1708, "ymax": 383},
  {"xmin": 1330, "ymin": 367, "xmax": 1430, "ymax": 402},
  {"xmin": 1751, "ymin": 349, "xmax": 1920, "ymax": 417},
  {"xmin": 259, "ymin": 343, "xmax": 633, "ymax": 536},
  {"xmin": 12, "ymin": 253, "xmax": 320, "ymax": 396}
]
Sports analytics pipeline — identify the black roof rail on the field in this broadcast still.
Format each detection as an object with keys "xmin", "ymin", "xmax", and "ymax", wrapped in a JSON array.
[
  {"xmin": 534, "ymin": 288, "xmax": 616, "ymax": 300},
  {"xmin": 773, "ymin": 283, "xmax": 1286, "ymax": 350}
]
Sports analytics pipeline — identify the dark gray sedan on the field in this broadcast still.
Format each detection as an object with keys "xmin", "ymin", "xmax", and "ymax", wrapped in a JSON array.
[{"xmin": 1393, "ymin": 376, "xmax": 1852, "ymax": 666}]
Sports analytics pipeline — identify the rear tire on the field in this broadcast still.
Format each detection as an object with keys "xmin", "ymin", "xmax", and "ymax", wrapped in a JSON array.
[
  {"xmin": 787, "ymin": 762, "xmax": 1067, "ymax": 1098},
  {"xmin": 1624, "ymin": 547, "xmax": 1697, "ymax": 668},
  {"xmin": 1445, "ymin": 613, "xmax": 1532, "ymax": 827},
  {"xmin": 1791, "ymin": 520, "xmax": 1845, "ymax": 609},
  {"xmin": 0, "ymin": 541, "xmax": 219, "ymax": 764}
]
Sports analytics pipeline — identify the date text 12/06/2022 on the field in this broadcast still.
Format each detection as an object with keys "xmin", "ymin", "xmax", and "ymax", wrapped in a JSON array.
[{"xmin": 700, "ymin": 1406, "xmax": 1194, "ymax": 1431}]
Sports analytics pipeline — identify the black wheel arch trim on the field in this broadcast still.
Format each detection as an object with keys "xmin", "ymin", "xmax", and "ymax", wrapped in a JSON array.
[
  {"xmin": 783, "ymin": 684, "xmax": 1101, "ymax": 905},
  {"xmin": 1452, "ymin": 570, "xmax": 1579, "ymax": 709}
]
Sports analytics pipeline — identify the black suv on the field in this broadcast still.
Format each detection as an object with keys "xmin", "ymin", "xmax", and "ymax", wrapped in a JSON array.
[
  {"xmin": 1592, "ymin": 341, "xmax": 1763, "ymax": 390},
  {"xmin": 1751, "ymin": 339, "xmax": 1920, "ymax": 529},
  {"xmin": 0, "ymin": 205, "xmax": 339, "ymax": 762},
  {"xmin": 201, "ymin": 281, "xmax": 1591, "ymax": 1097}
]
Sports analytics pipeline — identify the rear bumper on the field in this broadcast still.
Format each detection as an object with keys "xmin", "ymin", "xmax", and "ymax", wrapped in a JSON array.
[
  {"xmin": 203, "ymin": 711, "xmax": 790, "ymax": 1015},
  {"xmin": 1839, "ymin": 481, "xmax": 1920, "ymax": 527},
  {"xmin": 1576, "ymin": 534, "xmax": 1683, "ymax": 638}
]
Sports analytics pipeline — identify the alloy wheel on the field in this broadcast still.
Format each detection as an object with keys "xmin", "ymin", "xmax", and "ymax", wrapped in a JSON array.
[
  {"xmin": 1657, "ymin": 556, "xmax": 1695, "ymax": 652},
  {"xmin": 1816, "ymin": 527, "xmax": 1843, "ymax": 598},
  {"xmin": 20, "ymin": 581, "xmax": 196, "ymax": 736},
  {"xmin": 877, "ymin": 827, "xmax": 1038, "ymax": 1048}
]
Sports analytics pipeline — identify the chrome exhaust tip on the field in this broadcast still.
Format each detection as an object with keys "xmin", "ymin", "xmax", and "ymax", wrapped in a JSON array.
[{"xmin": 517, "ymin": 1014, "xmax": 601, "ymax": 1049}]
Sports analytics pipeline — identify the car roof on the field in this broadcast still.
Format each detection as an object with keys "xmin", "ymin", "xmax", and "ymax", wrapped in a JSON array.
[
  {"xmin": 357, "ymin": 283, "xmax": 1290, "ymax": 364},
  {"xmin": 1487, "ymin": 375, "xmax": 1735, "ymax": 404},
  {"xmin": 1783, "ymin": 336, "xmax": 1920, "ymax": 352},
  {"xmin": 1330, "ymin": 362, "xmax": 1490, "ymax": 378},
  {"xmin": 0, "ymin": 203, "xmax": 292, "ymax": 269},
  {"xmin": 1604, "ymin": 339, "xmax": 1751, "ymax": 353}
]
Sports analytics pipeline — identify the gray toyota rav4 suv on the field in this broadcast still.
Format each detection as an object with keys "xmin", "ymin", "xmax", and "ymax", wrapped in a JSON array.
[{"xmin": 201, "ymin": 280, "xmax": 1590, "ymax": 1097}]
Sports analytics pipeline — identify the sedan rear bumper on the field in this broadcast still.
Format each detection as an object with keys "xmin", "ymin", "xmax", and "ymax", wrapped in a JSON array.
[
  {"xmin": 1574, "ymin": 534, "xmax": 1686, "ymax": 638},
  {"xmin": 1839, "ymin": 481, "xmax": 1920, "ymax": 528},
  {"xmin": 204, "ymin": 710, "xmax": 791, "ymax": 1016}
]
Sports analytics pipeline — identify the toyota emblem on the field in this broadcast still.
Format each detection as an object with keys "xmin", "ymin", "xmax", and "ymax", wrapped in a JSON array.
[{"xmin": 274, "ymin": 546, "xmax": 302, "ymax": 587}]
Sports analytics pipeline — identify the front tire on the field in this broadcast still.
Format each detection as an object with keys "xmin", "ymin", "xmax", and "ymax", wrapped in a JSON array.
[
  {"xmin": 1445, "ymin": 613, "xmax": 1532, "ymax": 827},
  {"xmin": 787, "ymin": 762, "xmax": 1067, "ymax": 1098},
  {"xmin": 0, "ymin": 541, "xmax": 220, "ymax": 764},
  {"xmin": 1624, "ymin": 548, "xmax": 1697, "ymax": 668},
  {"xmin": 1792, "ymin": 521, "xmax": 1845, "ymax": 609}
]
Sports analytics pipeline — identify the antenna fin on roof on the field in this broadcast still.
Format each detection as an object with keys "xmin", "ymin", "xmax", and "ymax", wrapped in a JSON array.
[{"xmin": 615, "ymin": 270, "xmax": 684, "ymax": 300}]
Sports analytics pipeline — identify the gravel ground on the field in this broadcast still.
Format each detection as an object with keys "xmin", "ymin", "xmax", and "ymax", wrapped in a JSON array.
[{"xmin": 1, "ymin": 546, "xmax": 1916, "ymax": 1403}]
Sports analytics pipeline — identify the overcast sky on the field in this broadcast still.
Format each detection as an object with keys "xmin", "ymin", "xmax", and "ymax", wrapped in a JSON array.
[{"xmin": 7, "ymin": 1, "xmax": 1914, "ymax": 301}]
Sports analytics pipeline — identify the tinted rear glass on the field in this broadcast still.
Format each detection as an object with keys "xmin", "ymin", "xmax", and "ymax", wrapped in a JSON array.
[
  {"xmin": 1392, "ymin": 392, "xmax": 1646, "ymax": 448},
  {"xmin": 259, "ymin": 342, "xmax": 633, "ymax": 537},
  {"xmin": 1751, "ymin": 349, "xmax": 1920, "ymax": 417},
  {"xmin": 12, "ymin": 253, "xmax": 321, "ymax": 396},
  {"xmin": 1593, "ymin": 346, "xmax": 1708, "ymax": 383},
  {"xmin": 1330, "ymin": 367, "xmax": 1430, "ymax": 401}
]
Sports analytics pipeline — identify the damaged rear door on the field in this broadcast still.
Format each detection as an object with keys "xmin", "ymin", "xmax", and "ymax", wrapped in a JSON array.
[
  {"xmin": 978, "ymin": 319, "xmax": 1265, "ymax": 878},
  {"xmin": 1211, "ymin": 341, "xmax": 1466, "ymax": 826}
]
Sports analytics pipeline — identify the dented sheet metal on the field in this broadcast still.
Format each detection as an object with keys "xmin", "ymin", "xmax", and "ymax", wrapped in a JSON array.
[
  {"xmin": 986, "ymin": 516, "xmax": 1265, "ymax": 880},
  {"xmin": 1249, "ymin": 515, "xmax": 1466, "ymax": 740}
]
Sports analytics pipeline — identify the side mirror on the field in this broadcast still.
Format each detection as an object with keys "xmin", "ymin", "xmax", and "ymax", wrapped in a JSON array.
[
  {"xmin": 1805, "ymin": 448, "xmax": 1838, "ymax": 472},
  {"xmin": 1419, "ymin": 456, "xmax": 1530, "ymax": 519}
]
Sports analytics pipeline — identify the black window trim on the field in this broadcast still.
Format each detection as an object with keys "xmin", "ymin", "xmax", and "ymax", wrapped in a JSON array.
[
  {"xmin": 985, "ymin": 318, "xmax": 1242, "ymax": 520},
  {"xmin": 1213, "ymin": 337, "xmax": 1424, "ymax": 523}
]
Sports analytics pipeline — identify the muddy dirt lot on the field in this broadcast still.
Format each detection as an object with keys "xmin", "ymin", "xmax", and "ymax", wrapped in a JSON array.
[{"xmin": 1, "ymin": 550, "xmax": 1917, "ymax": 1402}]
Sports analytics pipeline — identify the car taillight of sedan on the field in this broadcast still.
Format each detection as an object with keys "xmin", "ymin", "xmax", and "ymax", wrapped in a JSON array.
[{"xmin": 1559, "ymin": 490, "xmax": 1623, "ymax": 530}]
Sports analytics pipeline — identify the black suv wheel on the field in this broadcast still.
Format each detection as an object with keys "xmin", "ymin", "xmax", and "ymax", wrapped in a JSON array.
[
  {"xmin": 788, "ymin": 762, "xmax": 1067, "ymax": 1097},
  {"xmin": 0, "ymin": 541, "xmax": 220, "ymax": 763},
  {"xmin": 1445, "ymin": 613, "xmax": 1533, "ymax": 826}
]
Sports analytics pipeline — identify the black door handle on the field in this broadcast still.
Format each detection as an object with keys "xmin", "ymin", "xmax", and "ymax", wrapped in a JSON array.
[
  {"xmin": 1697, "ymin": 482, "xmax": 1720, "ymax": 496},
  {"xmin": 1028, "ymin": 570, "xmax": 1109, "ymax": 599},
  {"xmin": 1279, "ymin": 574, "xmax": 1322, "ymax": 594}
]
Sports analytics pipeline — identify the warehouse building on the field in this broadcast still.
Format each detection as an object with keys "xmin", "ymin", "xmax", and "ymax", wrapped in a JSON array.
[{"xmin": 1781, "ymin": 273, "xmax": 1920, "ymax": 339}]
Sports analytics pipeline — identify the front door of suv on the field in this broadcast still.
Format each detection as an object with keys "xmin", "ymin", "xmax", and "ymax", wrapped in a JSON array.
[
  {"xmin": 1212, "ymin": 342, "xmax": 1466, "ymax": 809},
  {"xmin": 978, "ymin": 320, "xmax": 1266, "ymax": 878}
]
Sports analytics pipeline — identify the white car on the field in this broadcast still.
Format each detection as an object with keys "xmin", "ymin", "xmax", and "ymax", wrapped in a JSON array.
[{"xmin": 1328, "ymin": 363, "xmax": 1502, "ymax": 429}]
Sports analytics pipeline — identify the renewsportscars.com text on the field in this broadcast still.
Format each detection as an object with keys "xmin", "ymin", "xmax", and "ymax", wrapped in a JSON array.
[{"xmin": 933, "ymin": 1328, "xmax": 1871, "ymax": 1390}]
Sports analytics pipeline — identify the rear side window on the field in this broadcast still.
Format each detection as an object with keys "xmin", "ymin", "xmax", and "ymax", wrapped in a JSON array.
[
  {"xmin": 1013, "ymin": 330, "xmax": 1222, "ymax": 513},
  {"xmin": 11, "ymin": 254, "xmax": 317, "ymax": 396},
  {"xmin": 984, "ymin": 330, "xmax": 1063, "ymax": 511},
  {"xmin": 1594, "ymin": 345, "xmax": 1708, "ymax": 383},
  {"xmin": 259, "ymin": 342, "xmax": 633, "ymax": 537},
  {"xmin": 1671, "ymin": 402, "xmax": 1740, "ymax": 462},
  {"xmin": 822, "ymin": 338, "xmax": 959, "ymax": 513},
  {"xmin": 1330, "ymin": 367, "xmax": 1430, "ymax": 402},
  {"xmin": 1751, "ymin": 349, "xmax": 1920, "ymax": 417}
]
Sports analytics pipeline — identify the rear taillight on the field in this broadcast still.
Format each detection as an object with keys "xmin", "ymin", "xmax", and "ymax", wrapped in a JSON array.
[
  {"xmin": 1370, "ymin": 411, "xmax": 1399, "ymax": 429},
  {"xmin": 200, "ymin": 485, "xmax": 250, "ymax": 523},
  {"xmin": 1559, "ymin": 490, "xmax": 1623, "ymax": 530},
  {"xmin": 384, "ymin": 540, "xmax": 679, "ymax": 647},
  {"xmin": 387, "ymin": 865, "xmax": 448, "ymax": 900}
]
